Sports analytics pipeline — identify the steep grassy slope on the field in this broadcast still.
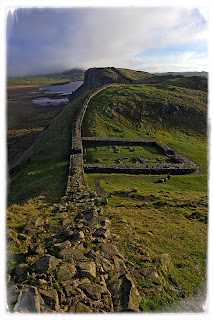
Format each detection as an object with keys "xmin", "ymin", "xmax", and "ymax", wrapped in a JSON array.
[
  {"xmin": 82, "ymin": 82, "xmax": 207, "ymax": 137},
  {"xmin": 82, "ymin": 79, "xmax": 208, "ymax": 311},
  {"xmin": 155, "ymin": 76, "xmax": 208, "ymax": 92},
  {"xmin": 8, "ymin": 87, "xmax": 92, "ymax": 205},
  {"xmin": 7, "ymin": 86, "xmax": 67, "ymax": 168}
]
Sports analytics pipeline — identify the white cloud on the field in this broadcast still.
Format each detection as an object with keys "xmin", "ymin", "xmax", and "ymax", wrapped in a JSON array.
[
  {"xmin": 7, "ymin": 7, "xmax": 208, "ymax": 76},
  {"xmin": 198, "ymin": 7, "xmax": 208, "ymax": 22},
  {"xmin": 124, "ymin": 49, "xmax": 208, "ymax": 73}
]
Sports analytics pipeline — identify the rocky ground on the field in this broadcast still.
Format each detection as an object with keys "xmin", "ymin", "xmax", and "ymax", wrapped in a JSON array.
[{"xmin": 7, "ymin": 190, "xmax": 159, "ymax": 313}]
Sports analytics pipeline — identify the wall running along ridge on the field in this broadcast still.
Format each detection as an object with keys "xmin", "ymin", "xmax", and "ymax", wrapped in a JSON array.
[{"xmin": 65, "ymin": 84, "xmax": 120, "ymax": 196}]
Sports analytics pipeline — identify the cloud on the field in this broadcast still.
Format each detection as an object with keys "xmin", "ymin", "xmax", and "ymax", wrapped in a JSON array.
[
  {"xmin": 130, "ymin": 50, "xmax": 208, "ymax": 73},
  {"xmin": 7, "ymin": 7, "xmax": 208, "ymax": 76}
]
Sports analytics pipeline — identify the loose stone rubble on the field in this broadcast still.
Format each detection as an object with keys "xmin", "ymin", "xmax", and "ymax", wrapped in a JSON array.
[{"xmin": 7, "ymin": 189, "xmax": 151, "ymax": 313}]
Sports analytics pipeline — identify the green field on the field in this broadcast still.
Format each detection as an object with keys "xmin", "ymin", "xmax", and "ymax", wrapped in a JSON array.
[
  {"xmin": 7, "ymin": 76, "xmax": 71, "ymax": 87},
  {"xmin": 82, "ymin": 83, "xmax": 206, "ymax": 139}
]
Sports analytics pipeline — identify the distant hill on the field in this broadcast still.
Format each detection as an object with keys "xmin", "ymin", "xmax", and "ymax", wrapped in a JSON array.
[
  {"xmin": 154, "ymin": 71, "xmax": 208, "ymax": 77},
  {"xmin": 154, "ymin": 76, "xmax": 208, "ymax": 92},
  {"xmin": 49, "ymin": 68, "xmax": 85, "ymax": 80},
  {"xmin": 7, "ymin": 68, "xmax": 85, "ymax": 87}
]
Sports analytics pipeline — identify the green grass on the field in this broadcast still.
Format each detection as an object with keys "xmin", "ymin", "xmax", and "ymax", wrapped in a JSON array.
[
  {"xmin": 155, "ymin": 76, "xmax": 207, "ymax": 92},
  {"xmin": 84, "ymin": 144, "xmax": 174, "ymax": 164},
  {"xmin": 82, "ymin": 83, "xmax": 207, "ymax": 138},
  {"xmin": 115, "ymin": 68, "xmax": 153, "ymax": 81},
  {"xmin": 82, "ymin": 81, "xmax": 207, "ymax": 311},
  {"xmin": 7, "ymin": 76, "xmax": 72, "ymax": 87},
  {"xmin": 8, "ymin": 88, "xmax": 93, "ymax": 205}
]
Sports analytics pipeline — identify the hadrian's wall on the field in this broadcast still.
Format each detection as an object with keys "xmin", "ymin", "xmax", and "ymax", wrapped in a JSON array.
[{"xmin": 65, "ymin": 84, "xmax": 120, "ymax": 196}]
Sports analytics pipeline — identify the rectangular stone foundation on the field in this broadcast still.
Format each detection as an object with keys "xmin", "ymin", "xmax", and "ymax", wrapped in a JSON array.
[{"xmin": 82, "ymin": 137, "xmax": 198, "ymax": 175}]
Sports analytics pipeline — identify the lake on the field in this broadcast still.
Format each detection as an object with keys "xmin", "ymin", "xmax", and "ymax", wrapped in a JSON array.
[
  {"xmin": 39, "ymin": 81, "xmax": 83, "ymax": 94},
  {"xmin": 31, "ymin": 97, "xmax": 69, "ymax": 106},
  {"xmin": 32, "ymin": 80, "xmax": 84, "ymax": 106}
]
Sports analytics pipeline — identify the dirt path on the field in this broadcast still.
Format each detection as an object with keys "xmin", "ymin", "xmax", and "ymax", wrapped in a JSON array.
[{"xmin": 94, "ymin": 178, "xmax": 108, "ymax": 195}]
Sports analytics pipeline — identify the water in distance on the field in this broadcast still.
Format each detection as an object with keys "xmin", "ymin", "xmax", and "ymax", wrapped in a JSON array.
[
  {"xmin": 32, "ymin": 80, "xmax": 83, "ymax": 106},
  {"xmin": 31, "ymin": 97, "xmax": 68, "ymax": 106},
  {"xmin": 39, "ymin": 81, "xmax": 83, "ymax": 94}
]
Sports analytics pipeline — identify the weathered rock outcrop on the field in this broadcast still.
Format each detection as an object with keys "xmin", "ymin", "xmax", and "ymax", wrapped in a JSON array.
[{"xmin": 84, "ymin": 68, "xmax": 122, "ymax": 89}]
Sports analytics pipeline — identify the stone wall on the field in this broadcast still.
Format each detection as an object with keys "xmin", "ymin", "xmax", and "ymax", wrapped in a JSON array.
[
  {"xmin": 65, "ymin": 84, "xmax": 120, "ymax": 196},
  {"xmin": 84, "ymin": 163, "xmax": 196, "ymax": 175},
  {"xmin": 82, "ymin": 137, "xmax": 156, "ymax": 146},
  {"xmin": 82, "ymin": 137, "xmax": 198, "ymax": 175}
]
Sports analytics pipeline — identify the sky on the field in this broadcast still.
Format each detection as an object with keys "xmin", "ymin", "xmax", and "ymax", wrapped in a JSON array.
[{"xmin": 6, "ymin": 7, "xmax": 208, "ymax": 77}]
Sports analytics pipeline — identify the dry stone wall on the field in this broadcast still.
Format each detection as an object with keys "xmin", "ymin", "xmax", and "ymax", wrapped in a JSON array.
[
  {"xmin": 65, "ymin": 84, "xmax": 120, "ymax": 196},
  {"xmin": 82, "ymin": 137, "xmax": 156, "ymax": 146},
  {"xmin": 84, "ymin": 163, "xmax": 197, "ymax": 175},
  {"xmin": 82, "ymin": 137, "xmax": 198, "ymax": 175}
]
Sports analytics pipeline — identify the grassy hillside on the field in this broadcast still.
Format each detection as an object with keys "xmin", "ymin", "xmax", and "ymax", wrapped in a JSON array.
[
  {"xmin": 82, "ymin": 79, "xmax": 207, "ymax": 310},
  {"xmin": 155, "ymin": 76, "xmax": 207, "ymax": 92},
  {"xmin": 7, "ymin": 86, "xmax": 67, "ymax": 169},
  {"xmin": 113, "ymin": 67, "xmax": 153, "ymax": 81},
  {"xmin": 8, "ymin": 87, "xmax": 92, "ymax": 205},
  {"xmin": 82, "ymin": 82, "xmax": 207, "ymax": 137}
]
